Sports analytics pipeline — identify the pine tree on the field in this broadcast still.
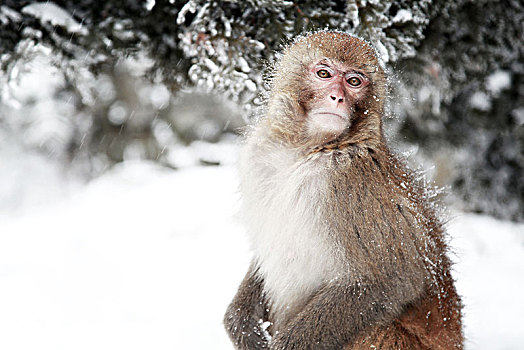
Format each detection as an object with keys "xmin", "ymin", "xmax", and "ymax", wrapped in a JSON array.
[{"xmin": 0, "ymin": 0, "xmax": 522, "ymax": 220}]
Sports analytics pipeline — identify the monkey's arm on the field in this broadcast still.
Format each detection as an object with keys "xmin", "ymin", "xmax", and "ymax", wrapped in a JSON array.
[
  {"xmin": 224, "ymin": 263, "xmax": 271, "ymax": 350},
  {"xmin": 270, "ymin": 276, "xmax": 425, "ymax": 350}
]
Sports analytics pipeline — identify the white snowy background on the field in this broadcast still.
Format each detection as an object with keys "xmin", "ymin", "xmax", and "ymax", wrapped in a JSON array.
[{"xmin": 1, "ymin": 150, "xmax": 523, "ymax": 350}]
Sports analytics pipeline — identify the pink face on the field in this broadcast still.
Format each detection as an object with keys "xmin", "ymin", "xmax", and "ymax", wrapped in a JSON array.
[{"xmin": 305, "ymin": 59, "xmax": 370, "ymax": 138}]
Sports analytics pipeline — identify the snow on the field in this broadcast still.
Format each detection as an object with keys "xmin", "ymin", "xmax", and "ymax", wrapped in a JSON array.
[
  {"xmin": 451, "ymin": 215, "xmax": 524, "ymax": 349},
  {"xmin": 513, "ymin": 107, "xmax": 524, "ymax": 126},
  {"xmin": 486, "ymin": 70, "xmax": 511, "ymax": 96},
  {"xmin": 469, "ymin": 91, "xmax": 491, "ymax": 111},
  {"xmin": 145, "ymin": 0, "xmax": 156, "ymax": 11},
  {"xmin": 0, "ymin": 159, "xmax": 523, "ymax": 349},
  {"xmin": 375, "ymin": 40, "xmax": 390, "ymax": 64},
  {"xmin": 392, "ymin": 9, "xmax": 413, "ymax": 24},
  {"xmin": 0, "ymin": 5, "xmax": 22, "ymax": 25},
  {"xmin": 22, "ymin": 2, "xmax": 88, "ymax": 35},
  {"xmin": 177, "ymin": 1, "xmax": 198, "ymax": 25},
  {"xmin": 0, "ymin": 162, "xmax": 248, "ymax": 350},
  {"xmin": 238, "ymin": 57, "xmax": 251, "ymax": 73},
  {"xmin": 347, "ymin": 2, "xmax": 360, "ymax": 28}
]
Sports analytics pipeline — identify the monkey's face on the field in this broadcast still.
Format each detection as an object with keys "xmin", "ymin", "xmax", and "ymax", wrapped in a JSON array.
[
  {"xmin": 269, "ymin": 31, "xmax": 385, "ymax": 148},
  {"xmin": 301, "ymin": 58, "xmax": 371, "ymax": 140}
]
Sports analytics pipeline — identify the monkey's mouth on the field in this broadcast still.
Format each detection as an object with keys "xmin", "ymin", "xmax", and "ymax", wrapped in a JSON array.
[
  {"xmin": 313, "ymin": 111, "xmax": 349, "ymax": 121},
  {"xmin": 308, "ymin": 110, "xmax": 351, "ymax": 135}
]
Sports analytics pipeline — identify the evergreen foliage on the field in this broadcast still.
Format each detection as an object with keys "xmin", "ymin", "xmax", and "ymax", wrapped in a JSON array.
[{"xmin": 0, "ymin": 0, "xmax": 522, "ymax": 220}]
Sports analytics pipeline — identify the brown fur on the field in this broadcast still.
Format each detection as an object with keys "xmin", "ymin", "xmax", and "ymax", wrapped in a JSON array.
[
  {"xmin": 224, "ymin": 31, "xmax": 463, "ymax": 349},
  {"xmin": 224, "ymin": 264, "xmax": 270, "ymax": 349},
  {"xmin": 350, "ymin": 283, "xmax": 463, "ymax": 350}
]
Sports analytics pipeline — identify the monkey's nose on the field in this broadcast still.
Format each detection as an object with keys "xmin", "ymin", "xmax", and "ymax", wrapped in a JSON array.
[{"xmin": 330, "ymin": 95, "xmax": 344, "ymax": 103}]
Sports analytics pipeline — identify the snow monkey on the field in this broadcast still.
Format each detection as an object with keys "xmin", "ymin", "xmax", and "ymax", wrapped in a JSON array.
[{"xmin": 224, "ymin": 31, "xmax": 463, "ymax": 350}]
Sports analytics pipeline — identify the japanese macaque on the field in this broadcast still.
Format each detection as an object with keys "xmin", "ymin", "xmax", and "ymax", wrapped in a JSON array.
[{"xmin": 224, "ymin": 31, "xmax": 463, "ymax": 350}]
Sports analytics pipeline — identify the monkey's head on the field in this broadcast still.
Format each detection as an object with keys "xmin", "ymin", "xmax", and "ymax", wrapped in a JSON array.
[{"xmin": 267, "ymin": 31, "xmax": 387, "ymax": 149}]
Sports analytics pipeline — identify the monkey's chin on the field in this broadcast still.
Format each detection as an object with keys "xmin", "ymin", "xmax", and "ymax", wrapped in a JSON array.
[{"xmin": 307, "ymin": 112, "xmax": 350, "ymax": 139}]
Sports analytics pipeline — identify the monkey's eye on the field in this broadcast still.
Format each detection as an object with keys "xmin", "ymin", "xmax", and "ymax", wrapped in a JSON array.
[
  {"xmin": 347, "ymin": 77, "xmax": 362, "ymax": 87},
  {"xmin": 316, "ymin": 69, "xmax": 332, "ymax": 79}
]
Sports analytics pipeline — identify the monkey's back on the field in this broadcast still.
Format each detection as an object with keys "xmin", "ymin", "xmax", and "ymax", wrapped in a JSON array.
[
  {"xmin": 348, "ymin": 286, "xmax": 463, "ymax": 349},
  {"xmin": 342, "ymin": 146, "xmax": 462, "ymax": 349},
  {"xmin": 312, "ymin": 143, "xmax": 463, "ymax": 349}
]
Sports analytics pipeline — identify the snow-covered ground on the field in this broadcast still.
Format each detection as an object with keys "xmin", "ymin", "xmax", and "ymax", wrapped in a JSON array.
[{"xmin": 0, "ymin": 161, "xmax": 523, "ymax": 350}]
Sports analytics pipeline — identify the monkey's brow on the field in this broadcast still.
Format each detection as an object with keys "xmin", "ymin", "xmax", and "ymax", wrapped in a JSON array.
[
  {"xmin": 347, "ymin": 69, "xmax": 367, "ymax": 76},
  {"xmin": 360, "ymin": 63, "xmax": 379, "ymax": 72},
  {"xmin": 314, "ymin": 57, "xmax": 344, "ymax": 67}
]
